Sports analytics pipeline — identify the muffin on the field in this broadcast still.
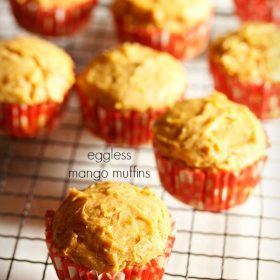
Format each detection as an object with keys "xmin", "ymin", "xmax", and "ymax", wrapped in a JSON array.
[
  {"xmin": 153, "ymin": 92, "xmax": 267, "ymax": 212},
  {"xmin": 111, "ymin": 0, "xmax": 213, "ymax": 59},
  {"xmin": 10, "ymin": 0, "xmax": 98, "ymax": 37},
  {"xmin": 0, "ymin": 36, "xmax": 75, "ymax": 138},
  {"xmin": 45, "ymin": 182, "xmax": 175, "ymax": 279},
  {"xmin": 234, "ymin": 0, "xmax": 280, "ymax": 25},
  {"xmin": 76, "ymin": 42, "xmax": 187, "ymax": 146},
  {"xmin": 209, "ymin": 22, "xmax": 280, "ymax": 119}
]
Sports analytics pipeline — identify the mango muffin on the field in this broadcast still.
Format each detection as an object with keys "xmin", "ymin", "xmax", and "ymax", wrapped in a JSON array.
[
  {"xmin": 209, "ymin": 22, "xmax": 280, "ymax": 119},
  {"xmin": 45, "ymin": 182, "xmax": 175, "ymax": 279},
  {"xmin": 153, "ymin": 92, "xmax": 267, "ymax": 211},
  {"xmin": 76, "ymin": 42, "xmax": 187, "ymax": 146},
  {"xmin": 10, "ymin": 0, "xmax": 97, "ymax": 36},
  {"xmin": 234, "ymin": 0, "xmax": 280, "ymax": 25},
  {"xmin": 0, "ymin": 36, "xmax": 75, "ymax": 137},
  {"xmin": 111, "ymin": 0, "xmax": 214, "ymax": 59}
]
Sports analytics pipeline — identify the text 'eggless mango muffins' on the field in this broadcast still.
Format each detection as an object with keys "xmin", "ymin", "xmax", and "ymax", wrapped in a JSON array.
[
  {"xmin": 234, "ymin": 0, "xmax": 280, "ymax": 25},
  {"xmin": 111, "ymin": 0, "xmax": 214, "ymax": 59},
  {"xmin": 153, "ymin": 92, "xmax": 268, "ymax": 211},
  {"xmin": 76, "ymin": 42, "xmax": 187, "ymax": 146},
  {"xmin": 10, "ymin": 0, "xmax": 98, "ymax": 37},
  {"xmin": 0, "ymin": 36, "xmax": 75, "ymax": 138},
  {"xmin": 209, "ymin": 22, "xmax": 280, "ymax": 119},
  {"xmin": 45, "ymin": 182, "xmax": 175, "ymax": 280}
]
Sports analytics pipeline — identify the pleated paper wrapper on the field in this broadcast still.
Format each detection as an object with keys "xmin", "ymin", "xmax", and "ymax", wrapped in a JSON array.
[{"xmin": 45, "ymin": 210, "xmax": 176, "ymax": 280}]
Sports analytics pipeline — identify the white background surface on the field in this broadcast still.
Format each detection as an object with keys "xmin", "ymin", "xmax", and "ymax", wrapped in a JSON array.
[{"xmin": 0, "ymin": 0, "xmax": 280, "ymax": 279}]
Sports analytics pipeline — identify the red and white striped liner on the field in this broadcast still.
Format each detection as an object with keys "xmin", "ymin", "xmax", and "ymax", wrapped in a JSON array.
[
  {"xmin": 234, "ymin": 0, "xmax": 280, "ymax": 25},
  {"xmin": 9, "ymin": 0, "xmax": 98, "ymax": 37},
  {"xmin": 45, "ymin": 210, "xmax": 176, "ymax": 280},
  {"xmin": 0, "ymin": 94, "xmax": 69, "ymax": 138},
  {"xmin": 209, "ymin": 60, "xmax": 280, "ymax": 119},
  {"xmin": 154, "ymin": 149, "xmax": 267, "ymax": 212},
  {"xmin": 77, "ymin": 88, "xmax": 167, "ymax": 146},
  {"xmin": 113, "ymin": 15, "xmax": 213, "ymax": 59}
]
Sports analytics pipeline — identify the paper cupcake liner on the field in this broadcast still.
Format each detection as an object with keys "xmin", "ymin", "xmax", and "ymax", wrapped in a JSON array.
[
  {"xmin": 113, "ymin": 15, "xmax": 213, "ymax": 59},
  {"xmin": 77, "ymin": 88, "xmax": 167, "ymax": 146},
  {"xmin": 154, "ymin": 149, "xmax": 266, "ymax": 212},
  {"xmin": 209, "ymin": 60, "xmax": 280, "ymax": 119},
  {"xmin": 45, "ymin": 210, "xmax": 175, "ymax": 280},
  {"xmin": 234, "ymin": 0, "xmax": 280, "ymax": 25},
  {"xmin": 0, "ymin": 94, "xmax": 69, "ymax": 138},
  {"xmin": 10, "ymin": 0, "xmax": 97, "ymax": 36}
]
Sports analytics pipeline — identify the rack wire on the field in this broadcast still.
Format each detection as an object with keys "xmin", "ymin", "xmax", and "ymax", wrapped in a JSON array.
[{"xmin": 0, "ymin": 0, "xmax": 280, "ymax": 279}]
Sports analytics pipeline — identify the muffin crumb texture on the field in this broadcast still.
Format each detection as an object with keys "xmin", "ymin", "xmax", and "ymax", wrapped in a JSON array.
[
  {"xmin": 112, "ymin": 0, "xmax": 213, "ymax": 32},
  {"xmin": 153, "ymin": 92, "xmax": 267, "ymax": 171},
  {"xmin": 52, "ymin": 182, "xmax": 171, "ymax": 273},
  {"xmin": 210, "ymin": 22, "xmax": 280, "ymax": 82},
  {"xmin": 77, "ymin": 43, "xmax": 186, "ymax": 112},
  {"xmin": 0, "ymin": 36, "xmax": 75, "ymax": 104}
]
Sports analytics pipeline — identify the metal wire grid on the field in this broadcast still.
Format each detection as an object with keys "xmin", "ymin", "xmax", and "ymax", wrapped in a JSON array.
[{"xmin": 0, "ymin": 0, "xmax": 280, "ymax": 279}]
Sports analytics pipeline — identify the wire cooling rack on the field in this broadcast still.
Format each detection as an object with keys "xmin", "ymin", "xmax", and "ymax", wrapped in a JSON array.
[{"xmin": 0, "ymin": 0, "xmax": 280, "ymax": 279}]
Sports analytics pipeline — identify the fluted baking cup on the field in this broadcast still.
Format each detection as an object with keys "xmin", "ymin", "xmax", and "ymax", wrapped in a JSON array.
[
  {"xmin": 10, "ymin": 0, "xmax": 97, "ymax": 36},
  {"xmin": 113, "ymin": 16, "xmax": 213, "ymax": 59},
  {"xmin": 77, "ymin": 88, "xmax": 167, "ymax": 146},
  {"xmin": 234, "ymin": 0, "xmax": 280, "ymax": 25},
  {"xmin": 45, "ymin": 210, "xmax": 175, "ymax": 280},
  {"xmin": 154, "ymin": 149, "xmax": 266, "ymax": 212},
  {"xmin": 0, "ymin": 94, "xmax": 68, "ymax": 138},
  {"xmin": 209, "ymin": 61, "xmax": 280, "ymax": 119}
]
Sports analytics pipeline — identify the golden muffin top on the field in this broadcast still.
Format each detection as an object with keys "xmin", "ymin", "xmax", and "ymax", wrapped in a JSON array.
[
  {"xmin": 52, "ymin": 182, "xmax": 171, "ymax": 273},
  {"xmin": 153, "ymin": 92, "xmax": 267, "ymax": 171},
  {"xmin": 77, "ymin": 43, "xmax": 187, "ymax": 112},
  {"xmin": 14, "ymin": 0, "xmax": 89, "ymax": 8},
  {"xmin": 209, "ymin": 22, "xmax": 280, "ymax": 83},
  {"xmin": 0, "ymin": 36, "xmax": 75, "ymax": 104},
  {"xmin": 112, "ymin": 0, "xmax": 213, "ymax": 33}
]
